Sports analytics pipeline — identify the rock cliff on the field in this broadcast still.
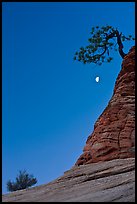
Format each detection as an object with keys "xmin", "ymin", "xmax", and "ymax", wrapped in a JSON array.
[{"xmin": 75, "ymin": 46, "xmax": 135, "ymax": 165}]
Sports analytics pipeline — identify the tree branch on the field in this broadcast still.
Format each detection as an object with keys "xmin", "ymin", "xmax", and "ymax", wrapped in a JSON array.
[{"xmin": 115, "ymin": 30, "xmax": 127, "ymax": 59}]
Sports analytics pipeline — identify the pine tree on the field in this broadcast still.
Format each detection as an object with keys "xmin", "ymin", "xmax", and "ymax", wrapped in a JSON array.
[
  {"xmin": 7, "ymin": 170, "xmax": 37, "ymax": 192},
  {"xmin": 74, "ymin": 25, "xmax": 135, "ymax": 66}
]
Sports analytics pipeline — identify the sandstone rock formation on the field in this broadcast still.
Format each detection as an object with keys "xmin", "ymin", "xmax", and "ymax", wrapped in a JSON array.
[
  {"xmin": 75, "ymin": 46, "xmax": 135, "ymax": 165},
  {"xmin": 2, "ymin": 158, "xmax": 135, "ymax": 202}
]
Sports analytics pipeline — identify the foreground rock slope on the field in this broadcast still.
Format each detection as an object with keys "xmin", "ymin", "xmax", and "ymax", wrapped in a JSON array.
[
  {"xmin": 2, "ymin": 158, "xmax": 135, "ymax": 202},
  {"xmin": 2, "ymin": 46, "xmax": 135, "ymax": 202}
]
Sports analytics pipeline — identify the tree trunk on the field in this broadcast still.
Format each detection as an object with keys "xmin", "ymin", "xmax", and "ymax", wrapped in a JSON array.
[{"xmin": 115, "ymin": 30, "xmax": 127, "ymax": 59}]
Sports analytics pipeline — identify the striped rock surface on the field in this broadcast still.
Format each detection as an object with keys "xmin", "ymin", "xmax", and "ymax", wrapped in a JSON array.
[
  {"xmin": 2, "ymin": 158, "xmax": 135, "ymax": 202},
  {"xmin": 75, "ymin": 46, "xmax": 135, "ymax": 165}
]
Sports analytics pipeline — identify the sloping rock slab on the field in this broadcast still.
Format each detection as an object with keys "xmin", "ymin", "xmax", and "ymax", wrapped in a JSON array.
[{"xmin": 2, "ymin": 158, "xmax": 135, "ymax": 202}]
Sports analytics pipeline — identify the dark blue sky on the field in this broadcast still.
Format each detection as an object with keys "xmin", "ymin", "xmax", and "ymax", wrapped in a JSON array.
[{"xmin": 2, "ymin": 2, "xmax": 135, "ymax": 193}]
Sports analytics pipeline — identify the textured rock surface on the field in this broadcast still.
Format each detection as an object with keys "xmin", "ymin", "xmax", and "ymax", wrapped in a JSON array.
[
  {"xmin": 75, "ymin": 46, "xmax": 135, "ymax": 165},
  {"xmin": 2, "ymin": 158, "xmax": 135, "ymax": 202}
]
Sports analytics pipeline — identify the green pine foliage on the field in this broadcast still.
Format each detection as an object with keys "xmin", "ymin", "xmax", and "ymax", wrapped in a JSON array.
[
  {"xmin": 74, "ymin": 25, "xmax": 135, "ymax": 65},
  {"xmin": 7, "ymin": 170, "xmax": 37, "ymax": 192}
]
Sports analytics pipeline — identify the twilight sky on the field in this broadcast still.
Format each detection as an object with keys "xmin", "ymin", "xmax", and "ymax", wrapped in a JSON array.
[{"xmin": 2, "ymin": 2, "xmax": 135, "ymax": 193}]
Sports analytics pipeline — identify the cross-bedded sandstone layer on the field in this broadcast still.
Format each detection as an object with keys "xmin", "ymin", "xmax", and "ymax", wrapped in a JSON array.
[
  {"xmin": 75, "ymin": 46, "xmax": 135, "ymax": 165},
  {"xmin": 2, "ymin": 158, "xmax": 135, "ymax": 202}
]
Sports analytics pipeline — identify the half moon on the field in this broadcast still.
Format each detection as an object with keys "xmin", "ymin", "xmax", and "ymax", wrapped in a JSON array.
[{"xmin": 95, "ymin": 76, "xmax": 100, "ymax": 82}]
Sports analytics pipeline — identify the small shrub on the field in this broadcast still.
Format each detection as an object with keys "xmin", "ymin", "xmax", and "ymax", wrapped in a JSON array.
[{"xmin": 7, "ymin": 170, "xmax": 37, "ymax": 192}]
